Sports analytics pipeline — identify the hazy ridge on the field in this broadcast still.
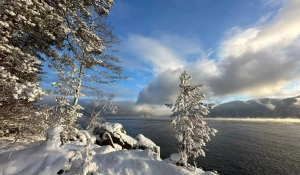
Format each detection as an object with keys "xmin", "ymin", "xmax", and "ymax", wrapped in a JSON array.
[{"xmin": 209, "ymin": 95, "xmax": 300, "ymax": 118}]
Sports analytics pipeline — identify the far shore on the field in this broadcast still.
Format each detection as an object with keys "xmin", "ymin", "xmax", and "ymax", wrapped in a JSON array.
[{"xmin": 103, "ymin": 116, "xmax": 300, "ymax": 123}]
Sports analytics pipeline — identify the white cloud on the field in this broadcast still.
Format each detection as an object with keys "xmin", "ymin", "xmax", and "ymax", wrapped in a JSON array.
[
  {"xmin": 219, "ymin": 0, "xmax": 300, "ymax": 58},
  {"xmin": 212, "ymin": 0, "xmax": 300, "ymax": 97},
  {"xmin": 219, "ymin": 27, "xmax": 261, "ymax": 58},
  {"xmin": 261, "ymin": 0, "xmax": 284, "ymax": 7},
  {"xmin": 255, "ymin": 12, "xmax": 274, "ymax": 25},
  {"xmin": 270, "ymin": 83, "xmax": 300, "ymax": 98},
  {"xmin": 134, "ymin": 0, "xmax": 300, "ymax": 105},
  {"xmin": 126, "ymin": 34, "xmax": 185, "ymax": 73}
]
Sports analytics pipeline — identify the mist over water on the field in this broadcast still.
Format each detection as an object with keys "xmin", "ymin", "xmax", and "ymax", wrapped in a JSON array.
[
  {"xmin": 104, "ymin": 117, "xmax": 300, "ymax": 175},
  {"xmin": 206, "ymin": 118, "xmax": 300, "ymax": 123}
]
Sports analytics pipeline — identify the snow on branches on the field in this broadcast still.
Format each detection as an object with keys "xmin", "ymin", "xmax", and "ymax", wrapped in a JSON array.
[
  {"xmin": 48, "ymin": 0, "xmax": 123, "ymax": 132},
  {"xmin": 0, "ymin": 0, "xmax": 118, "ymax": 139},
  {"xmin": 166, "ymin": 71, "xmax": 217, "ymax": 167}
]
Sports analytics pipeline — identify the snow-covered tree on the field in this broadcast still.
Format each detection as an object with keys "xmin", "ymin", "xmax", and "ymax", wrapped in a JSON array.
[
  {"xmin": 0, "ymin": 0, "xmax": 68, "ymax": 137},
  {"xmin": 50, "ymin": 0, "xmax": 124, "ymax": 130},
  {"xmin": 51, "ymin": 70, "xmax": 84, "ymax": 126},
  {"xmin": 166, "ymin": 71, "xmax": 217, "ymax": 167},
  {"xmin": 82, "ymin": 93, "xmax": 119, "ymax": 130},
  {"xmin": 0, "ymin": 0, "xmax": 119, "ymax": 137},
  {"xmin": 0, "ymin": 0, "xmax": 69, "ymax": 103},
  {"xmin": 58, "ymin": 11, "xmax": 123, "ymax": 102}
]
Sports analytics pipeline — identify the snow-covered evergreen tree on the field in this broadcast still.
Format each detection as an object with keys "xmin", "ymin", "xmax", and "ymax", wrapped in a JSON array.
[{"xmin": 166, "ymin": 71, "xmax": 217, "ymax": 167}]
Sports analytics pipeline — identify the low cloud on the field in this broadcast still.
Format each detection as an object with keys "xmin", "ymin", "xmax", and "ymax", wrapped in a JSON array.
[
  {"xmin": 99, "ymin": 100, "xmax": 172, "ymax": 117},
  {"xmin": 137, "ymin": 69, "xmax": 182, "ymax": 105}
]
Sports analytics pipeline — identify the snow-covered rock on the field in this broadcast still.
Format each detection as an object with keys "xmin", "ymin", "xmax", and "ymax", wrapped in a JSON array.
[
  {"xmin": 136, "ymin": 134, "xmax": 160, "ymax": 159},
  {"xmin": 93, "ymin": 122, "xmax": 137, "ymax": 149},
  {"xmin": 100, "ymin": 122, "xmax": 125, "ymax": 134},
  {"xmin": 136, "ymin": 134, "xmax": 156, "ymax": 149},
  {"xmin": 92, "ymin": 122, "xmax": 161, "ymax": 157}
]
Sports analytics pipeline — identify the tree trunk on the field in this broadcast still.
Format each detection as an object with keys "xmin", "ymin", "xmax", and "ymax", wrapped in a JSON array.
[
  {"xmin": 73, "ymin": 64, "xmax": 84, "ymax": 106},
  {"xmin": 180, "ymin": 130, "xmax": 188, "ymax": 166}
]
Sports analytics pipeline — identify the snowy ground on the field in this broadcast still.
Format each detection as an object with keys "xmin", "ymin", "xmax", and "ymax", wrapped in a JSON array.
[
  {"xmin": 0, "ymin": 137, "xmax": 42, "ymax": 154},
  {"xmin": 0, "ymin": 126, "xmax": 216, "ymax": 175}
]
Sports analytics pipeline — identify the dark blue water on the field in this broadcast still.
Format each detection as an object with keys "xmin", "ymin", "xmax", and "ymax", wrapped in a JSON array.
[{"xmin": 104, "ymin": 117, "xmax": 300, "ymax": 175}]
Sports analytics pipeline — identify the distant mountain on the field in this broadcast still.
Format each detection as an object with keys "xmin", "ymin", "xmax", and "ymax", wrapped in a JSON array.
[{"xmin": 209, "ymin": 95, "xmax": 300, "ymax": 118}]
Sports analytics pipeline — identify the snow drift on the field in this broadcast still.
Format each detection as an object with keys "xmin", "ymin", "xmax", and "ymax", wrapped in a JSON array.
[{"xmin": 0, "ymin": 126, "xmax": 67, "ymax": 175}]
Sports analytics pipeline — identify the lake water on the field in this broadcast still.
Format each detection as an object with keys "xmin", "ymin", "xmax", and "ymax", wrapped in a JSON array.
[{"xmin": 104, "ymin": 117, "xmax": 300, "ymax": 175}]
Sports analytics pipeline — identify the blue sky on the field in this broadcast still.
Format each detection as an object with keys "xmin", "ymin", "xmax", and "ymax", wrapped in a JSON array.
[
  {"xmin": 110, "ymin": 0, "xmax": 269, "ymax": 48},
  {"xmin": 42, "ymin": 0, "xmax": 300, "ymax": 116}
]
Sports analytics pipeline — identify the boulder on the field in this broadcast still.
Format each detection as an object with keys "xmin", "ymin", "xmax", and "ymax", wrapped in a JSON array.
[
  {"xmin": 92, "ymin": 122, "xmax": 160, "ymax": 158},
  {"xmin": 93, "ymin": 122, "xmax": 137, "ymax": 149}
]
